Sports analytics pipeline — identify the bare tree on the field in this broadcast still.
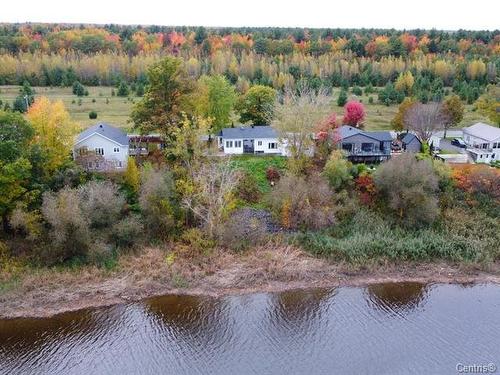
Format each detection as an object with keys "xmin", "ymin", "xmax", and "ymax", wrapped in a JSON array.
[
  {"xmin": 182, "ymin": 159, "xmax": 240, "ymax": 239},
  {"xmin": 404, "ymin": 102, "xmax": 449, "ymax": 143},
  {"xmin": 271, "ymin": 88, "xmax": 332, "ymax": 164}
]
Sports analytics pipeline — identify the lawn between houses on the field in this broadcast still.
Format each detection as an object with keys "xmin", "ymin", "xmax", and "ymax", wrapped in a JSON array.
[{"xmin": 0, "ymin": 85, "xmax": 489, "ymax": 131}]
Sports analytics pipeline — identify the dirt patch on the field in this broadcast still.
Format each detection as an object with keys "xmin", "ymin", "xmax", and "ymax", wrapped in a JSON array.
[{"xmin": 1, "ymin": 245, "xmax": 499, "ymax": 319}]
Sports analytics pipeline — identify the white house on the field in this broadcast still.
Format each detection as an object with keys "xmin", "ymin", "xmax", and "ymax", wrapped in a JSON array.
[
  {"xmin": 73, "ymin": 123, "xmax": 129, "ymax": 171},
  {"xmin": 463, "ymin": 122, "xmax": 500, "ymax": 164},
  {"xmin": 218, "ymin": 126, "xmax": 284, "ymax": 155}
]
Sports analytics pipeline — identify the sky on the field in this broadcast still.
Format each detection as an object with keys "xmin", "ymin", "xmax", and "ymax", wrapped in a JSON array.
[{"xmin": 1, "ymin": 0, "xmax": 499, "ymax": 30}]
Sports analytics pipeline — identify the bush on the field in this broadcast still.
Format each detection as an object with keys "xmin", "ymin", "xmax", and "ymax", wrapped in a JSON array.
[
  {"xmin": 374, "ymin": 153, "xmax": 439, "ymax": 227},
  {"xmin": 72, "ymin": 81, "xmax": 86, "ymax": 96},
  {"xmin": 179, "ymin": 228, "xmax": 215, "ymax": 256},
  {"xmin": 266, "ymin": 166, "xmax": 281, "ymax": 184},
  {"xmin": 235, "ymin": 171, "xmax": 261, "ymax": 203},
  {"xmin": 88, "ymin": 110, "xmax": 97, "ymax": 119},
  {"xmin": 352, "ymin": 86, "xmax": 363, "ymax": 96},
  {"xmin": 78, "ymin": 180, "xmax": 125, "ymax": 229},
  {"xmin": 322, "ymin": 150, "xmax": 353, "ymax": 191},
  {"xmin": 368, "ymin": 96, "xmax": 374, "ymax": 104},
  {"xmin": 117, "ymin": 81, "xmax": 129, "ymax": 97},
  {"xmin": 267, "ymin": 174, "xmax": 335, "ymax": 230},
  {"xmin": 9, "ymin": 204, "xmax": 42, "ymax": 241},
  {"xmin": 109, "ymin": 215, "xmax": 144, "ymax": 249},
  {"xmin": 219, "ymin": 209, "xmax": 267, "ymax": 251},
  {"xmin": 139, "ymin": 167, "xmax": 176, "ymax": 239},
  {"xmin": 41, "ymin": 187, "xmax": 91, "ymax": 262}
]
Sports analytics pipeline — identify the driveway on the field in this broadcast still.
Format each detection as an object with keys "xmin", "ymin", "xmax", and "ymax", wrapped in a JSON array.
[{"xmin": 439, "ymin": 138, "xmax": 467, "ymax": 154}]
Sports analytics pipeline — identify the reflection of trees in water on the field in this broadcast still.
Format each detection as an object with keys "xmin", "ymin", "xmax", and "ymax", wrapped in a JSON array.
[
  {"xmin": 265, "ymin": 288, "xmax": 336, "ymax": 336},
  {"xmin": 365, "ymin": 282, "xmax": 429, "ymax": 315},
  {"xmin": 144, "ymin": 294, "xmax": 231, "ymax": 348},
  {"xmin": 0, "ymin": 307, "xmax": 113, "ymax": 359}
]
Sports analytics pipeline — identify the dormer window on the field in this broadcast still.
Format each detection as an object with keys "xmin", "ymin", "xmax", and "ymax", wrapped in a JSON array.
[{"xmin": 114, "ymin": 147, "xmax": 120, "ymax": 153}]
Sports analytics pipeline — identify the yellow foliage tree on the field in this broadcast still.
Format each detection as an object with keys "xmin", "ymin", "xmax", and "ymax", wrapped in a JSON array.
[
  {"xmin": 26, "ymin": 97, "xmax": 77, "ymax": 175},
  {"xmin": 123, "ymin": 157, "xmax": 140, "ymax": 194},
  {"xmin": 395, "ymin": 71, "xmax": 414, "ymax": 95}
]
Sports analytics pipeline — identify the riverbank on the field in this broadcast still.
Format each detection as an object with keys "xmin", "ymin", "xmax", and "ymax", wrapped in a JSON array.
[{"xmin": 1, "ymin": 245, "xmax": 500, "ymax": 319}]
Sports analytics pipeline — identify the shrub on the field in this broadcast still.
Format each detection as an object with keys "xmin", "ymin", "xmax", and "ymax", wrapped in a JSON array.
[
  {"xmin": 41, "ymin": 187, "xmax": 91, "ymax": 262},
  {"xmin": 117, "ymin": 81, "xmax": 129, "ymax": 97},
  {"xmin": 352, "ymin": 86, "xmax": 363, "ymax": 96},
  {"xmin": 235, "ymin": 171, "xmax": 261, "ymax": 203},
  {"xmin": 78, "ymin": 180, "xmax": 125, "ymax": 229},
  {"xmin": 368, "ymin": 96, "xmax": 374, "ymax": 104},
  {"xmin": 9, "ymin": 204, "xmax": 42, "ymax": 241},
  {"xmin": 219, "ymin": 210, "xmax": 267, "ymax": 251},
  {"xmin": 72, "ymin": 81, "xmax": 86, "ymax": 96},
  {"xmin": 374, "ymin": 153, "xmax": 439, "ymax": 227},
  {"xmin": 109, "ymin": 215, "xmax": 144, "ymax": 249},
  {"xmin": 179, "ymin": 228, "xmax": 215, "ymax": 256},
  {"xmin": 266, "ymin": 166, "xmax": 281, "ymax": 184},
  {"xmin": 139, "ymin": 167, "xmax": 176, "ymax": 239},
  {"xmin": 88, "ymin": 110, "xmax": 97, "ymax": 119},
  {"xmin": 322, "ymin": 150, "xmax": 353, "ymax": 191},
  {"xmin": 267, "ymin": 174, "xmax": 335, "ymax": 230}
]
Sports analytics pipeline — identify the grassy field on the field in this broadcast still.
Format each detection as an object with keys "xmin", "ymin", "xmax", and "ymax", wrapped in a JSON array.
[
  {"xmin": 0, "ymin": 85, "xmax": 139, "ymax": 131},
  {"xmin": 230, "ymin": 155, "xmax": 287, "ymax": 193},
  {"xmin": 0, "ymin": 85, "xmax": 489, "ymax": 132}
]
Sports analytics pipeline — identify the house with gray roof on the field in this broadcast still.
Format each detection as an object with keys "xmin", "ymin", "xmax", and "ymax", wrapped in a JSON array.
[
  {"xmin": 337, "ymin": 125, "xmax": 393, "ymax": 162},
  {"xmin": 218, "ymin": 126, "xmax": 283, "ymax": 155},
  {"xmin": 73, "ymin": 123, "xmax": 129, "ymax": 171},
  {"xmin": 463, "ymin": 122, "xmax": 500, "ymax": 164},
  {"xmin": 401, "ymin": 133, "xmax": 422, "ymax": 153}
]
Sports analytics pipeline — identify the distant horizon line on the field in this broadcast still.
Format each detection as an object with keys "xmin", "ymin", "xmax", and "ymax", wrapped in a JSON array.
[{"xmin": 1, "ymin": 21, "xmax": 498, "ymax": 33}]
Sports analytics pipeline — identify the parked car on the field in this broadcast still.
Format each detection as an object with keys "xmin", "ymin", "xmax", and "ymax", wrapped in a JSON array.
[{"xmin": 451, "ymin": 138, "xmax": 466, "ymax": 148}]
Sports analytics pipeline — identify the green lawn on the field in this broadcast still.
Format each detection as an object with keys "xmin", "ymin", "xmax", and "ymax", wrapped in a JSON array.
[
  {"xmin": 230, "ymin": 155, "xmax": 287, "ymax": 193},
  {"xmin": 0, "ymin": 85, "xmax": 489, "ymax": 132}
]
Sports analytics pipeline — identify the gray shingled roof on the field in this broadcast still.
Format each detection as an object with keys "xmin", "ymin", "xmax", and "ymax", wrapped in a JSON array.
[
  {"xmin": 463, "ymin": 122, "xmax": 500, "ymax": 141},
  {"xmin": 220, "ymin": 126, "xmax": 278, "ymax": 139},
  {"xmin": 338, "ymin": 125, "xmax": 393, "ymax": 142},
  {"xmin": 76, "ymin": 123, "xmax": 129, "ymax": 146},
  {"xmin": 402, "ymin": 133, "xmax": 420, "ymax": 144}
]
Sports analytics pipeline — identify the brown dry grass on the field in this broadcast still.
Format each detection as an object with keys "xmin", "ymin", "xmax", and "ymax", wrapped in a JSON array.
[{"xmin": 1, "ymin": 244, "xmax": 500, "ymax": 319}]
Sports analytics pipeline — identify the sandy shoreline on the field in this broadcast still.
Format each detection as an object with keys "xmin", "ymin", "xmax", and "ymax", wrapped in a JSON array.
[{"xmin": 1, "ymin": 246, "xmax": 499, "ymax": 319}]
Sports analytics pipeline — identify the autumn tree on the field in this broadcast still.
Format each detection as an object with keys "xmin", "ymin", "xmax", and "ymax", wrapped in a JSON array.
[
  {"xmin": 404, "ymin": 102, "xmax": 449, "ymax": 142},
  {"xmin": 337, "ymin": 89, "xmax": 348, "ymax": 107},
  {"xmin": 391, "ymin": 97, "xmax": 416, "ymax": 131},
  {"xmin": 343, "ymin": 100, "xmax": 365, "ymax": 128},
  {"xmin": 123, "ymin": 157, "xmax": 140, "ymax": 195},
  {"xmin": 475, "ymin": 85, "xmax": 500, "ymax": 126},
  {"xmin": 26, "ymin": 97, "xmax": 77, "ymax": 176},
  {"xmin": 236, "ymin": 85, "xmax": 276, "ymax": 125},
  {"xmin": 394, "ymin": 71, "xmax": 414, "ymax": 96},
  {"xmin": 131, "ymin": 57, "xmax": 195, "ymax": 143},
  {"xmin": 0, "ymin": 111, "xmax": 34, "ymax": 230},
  {"xmin": 442, "ymin": 95, "xmax": 464, "ymax": 137},
  {"xmin": 196, "ymin": 75, "xmax": 237, "ymax": 134},
  {"xmin": 272, "ymin": 89, "xmax": 331, "ymax": 174}
]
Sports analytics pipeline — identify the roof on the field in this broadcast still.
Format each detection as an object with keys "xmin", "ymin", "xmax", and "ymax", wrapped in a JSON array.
[
  {"xmin": 76, "ymin": 123, "xmax": 129, "ymax": 146},
  {"xmin": 463, "ymin": 123, "xmax": 500, "ymax": 142},
  {"xmin": 338, "ymin": 125, "xmax": 393, "ymax": 142},
  {"xmin": 219, "ymin": 126, "xmax": 278, "ymax": 140},
  {"xmin": 402, "ymin": 133, "xmax": 421, "ymax": 145}
]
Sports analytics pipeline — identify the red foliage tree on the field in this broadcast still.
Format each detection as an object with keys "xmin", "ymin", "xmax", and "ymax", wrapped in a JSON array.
[
  {"xmin": 343, "ymin": 100, "xmax": 365, "ymax": 127},
  {"xmin": 355, "ymin": 174, "xmax": 376, "ymax": 206},
  {"xmin": 315, "ymin": 112, "xmax": 337, "ymax": 141}
]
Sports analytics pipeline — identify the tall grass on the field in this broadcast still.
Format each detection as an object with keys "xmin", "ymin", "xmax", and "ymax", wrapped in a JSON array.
[{"xmin": 293, "ymin": 208, "xmax": 499, "ymax": 264}]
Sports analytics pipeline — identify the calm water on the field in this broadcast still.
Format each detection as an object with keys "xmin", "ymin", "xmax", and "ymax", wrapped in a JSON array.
[{"xmin": 1, "ymin": 283, "xmax": 499, "ymax": 375}]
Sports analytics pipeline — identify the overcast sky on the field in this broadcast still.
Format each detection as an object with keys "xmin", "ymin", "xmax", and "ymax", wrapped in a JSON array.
[{"xmin": 1, "ymin": 0, "xmax": 499, "ymax": 30}]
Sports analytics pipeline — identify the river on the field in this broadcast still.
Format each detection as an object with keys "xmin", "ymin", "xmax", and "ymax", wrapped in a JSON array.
[{"xmin": 1, "ymin": 282, "xmax": 499, "ymax": 375}]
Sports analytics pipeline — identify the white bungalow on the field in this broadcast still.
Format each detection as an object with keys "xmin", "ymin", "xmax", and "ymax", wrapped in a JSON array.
[
  {"xmin": 218, "ymin": 126, "xmax": 284, "ymax": 155},
  {"xmin": 463, "ymin": 122, "xmax": 500, "ymax": 164},
  {"xmin": 73, "ymin": 123, "xmax": 129, "ymax": 171}
]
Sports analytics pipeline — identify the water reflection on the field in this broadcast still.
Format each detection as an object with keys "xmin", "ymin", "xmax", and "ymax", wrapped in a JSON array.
[
  {"xmin": 365, "ymin": 282, "xmax": 428, "ymax": 315},
  {"xmin": 1, "ymin": 283, "xmax": 500, "ymax": 375}
]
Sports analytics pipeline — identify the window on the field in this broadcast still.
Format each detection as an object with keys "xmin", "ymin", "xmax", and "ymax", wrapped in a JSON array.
[
  {"xmin": 342, "ymin": 143, "xmax": 353, "ymax": 152},
  {"xmin": 235, "ymin": 140, "xmax": 242, "ymax": 147},
  {"xmin": 494, "ymin": 143, "xmax": 499, "ymax": 149},
  {"xmin": 482, "ymin": 143, "xmax": 489, "ymax": 149},
  {"xmin": 113, "ymin": 147, "xmax": 120, "ymax": 153},
  {"xmin": 118, "ymin": 161, "xmax": 123, "ymax": 167},
  {"xmin": 257, "ymin": 141, "xmax": 262, "ymax": 146},
  {"xmin": 226, "ymin": 140, "xmax": 233, "ymax": 148},
  {"xmin": 268, "ymin": 142, "xmax": 278, "ymax": 149},
  {"xmin": 95, "ymin": 147, "xmax": 104, "ymax": 156},
  {"xmin": 361, "ymin": 143, "xmax": 374, "ymax": 152}
]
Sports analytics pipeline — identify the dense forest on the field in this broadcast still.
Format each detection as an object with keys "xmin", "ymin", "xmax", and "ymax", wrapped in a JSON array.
[{"xmin": 0, "ymin": 24, "xmax": 498, "ymax": 99}]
